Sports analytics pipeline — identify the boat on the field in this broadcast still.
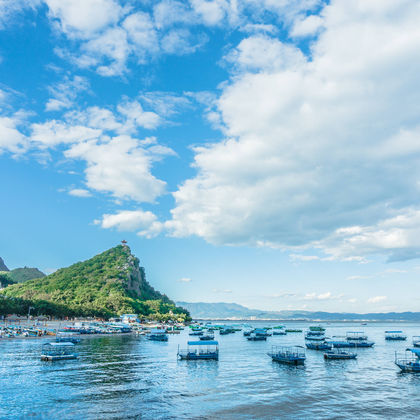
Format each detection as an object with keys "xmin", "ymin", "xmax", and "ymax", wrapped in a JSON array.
[
  {"xmin": 177, "ymin": 341, "xmax": 219, "ymax": 360},
  {"xmin": 305, "ymin": 330, "xmax": 326, "ymax": 341},
  {"xmin": 309, "ymin": 325, "xmax": 325, "ymax": 332},
  {"xmin": 285, "ymin": 329, "xmax": 302, "ymax": 333},
  {"xmin": 327, "ymin": 335, "xmax": 374, "ymax": 348},
  {"xmin": 385, "ymin": 331, "xmax": 407, "ymax": 341},
  {"xmin": 243, "ymin": 329, "xmax": 253, "ymax": 336},
  {"xmin": 41, "ymin": 342, "xmax": 78, "ymax": 361},
  {"xmin": 247, "ymin": 334, "xmax": 267, "ymax": 341},
  {"xmin": 346, "ymin": 331, "xmax": 368, "ymax": 341},
  {"xmin": 412, "ymin": 336, "xmax": 420, "ymax": 347},
  {"xmin": 324, "ymin": 349, "xmax": 357, "ymax": 360},
  {"xmin": 267, "ymin": 346, "xmax": 305, "ymax": 365},
  {"xmin": 189, "ymin": 330, "xmax": 204, "ymax": 336},
  {"xmin": 306, "ymin": 341, "xmax": 332, "ymax": 351},
  {"xmin": 56, "ymin": 333, "xmax": 81, "ymax": 344},
  {"xmin": 254, "ymin": 328, "xmax": 271, "ymax": 337},
  {"xmin": 199, "ymin": 334, "xmax": 214, "ymax": 341},
  {"xmin": 395, "ymin": 349, "xmax": 420, "ymax": 372},
  {"xmin": 147, "ymin": 329, "xmax": 168, "ymax": 341},
  {"xmin": 272, "ymin": 329, "xmax": 287, "ymax": 335}
]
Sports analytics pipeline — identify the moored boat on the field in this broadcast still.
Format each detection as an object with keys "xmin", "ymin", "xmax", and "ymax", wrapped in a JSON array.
[
  {"xmin": 247, "ymin": 334, "xmax": 267, "ymax": 341},
  {"xmin": 147, "ymin": 329, "xmax": 168, "ymax": 341},
  {"xmin": 306, "ymin": 341, "xmax": 332, "ymax": 351},
  {"xmin": 324, "ymin": 349, "xmax": 357, "ymax": 360},
  {"xmin": 177, "ymin": 341, "xmax": 219, "ymax": 360},
  {"xmin": 346, "ymin": 331, "xmax": 368, "ymax": 341},
  {"xmin": 268, "ymin": 346, "xmax": 305, "ymax": 365},
  {"xmin": 385, "ymin": 331, "xmax": 407, "ymax": 341},
  {"xmin": 395, "ymin": 349, "xmax": 420, "ymax": 372},
  {"xmin": 200, "ymin": 334, "xmax": 214, "ymax": 341},
  {"xmin": 41, "ymin": 342, "xmax": 78, "ymax": 361}
]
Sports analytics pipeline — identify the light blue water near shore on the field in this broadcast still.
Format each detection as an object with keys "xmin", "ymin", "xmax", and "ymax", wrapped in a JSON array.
[{"xmin": 2, "ymin": 322, "xmax": 420, "ymax": 419}]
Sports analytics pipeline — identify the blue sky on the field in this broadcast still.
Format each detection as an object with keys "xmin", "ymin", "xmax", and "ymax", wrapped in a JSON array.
[{"xmin": 1, "ymin": 0, "xmax": 420, "ymax": 313}]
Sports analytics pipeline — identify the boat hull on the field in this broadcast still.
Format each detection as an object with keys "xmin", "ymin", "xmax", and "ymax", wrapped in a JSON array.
[
  {"xmin": 41, "ymin": 354, "xmax": 78, "ymax": 361},
  {"xmin": 270, "ymin": 355, "xmax": 305, "ymax": 365},
  {"xmin": 395, "ymin": 362, "xmax": 420, "ymax": 373},
  {"xmin": 324, "ymin": 352, "xmax": 357, "ymax": 360},
  {"xmin": 178, "ymin": 353, "xmax": 218, "ymax": 360}
]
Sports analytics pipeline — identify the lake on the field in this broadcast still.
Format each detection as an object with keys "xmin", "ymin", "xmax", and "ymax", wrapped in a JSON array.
[{"xmin": 1, "ymin": 321, "xmax": 420, "ymax": 419}]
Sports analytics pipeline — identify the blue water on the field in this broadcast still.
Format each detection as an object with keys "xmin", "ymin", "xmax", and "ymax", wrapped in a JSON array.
[{"xmin": 2, "ymin": 321, "xmax": 420, "ymax": 419}]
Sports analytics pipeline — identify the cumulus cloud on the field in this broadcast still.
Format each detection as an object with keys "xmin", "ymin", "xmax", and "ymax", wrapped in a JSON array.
[
  {"xmin": 224, "ymin": 35, "xmax": 305, "ymax": 73},
  {"xmin": 95, "ymin": 209, "xmax": 158, "ymax": 231},
  {"xmin": 43, "ymin": 0, "xmax": 321, "ymax": 76},
  {"xmin": 167, "ymin": 0, "xmax": 420, "ymax": 262},
  {"xmin": 65, "ymin": 135, "xmax": 170, "ymax": 202},
  {"xmin": 45, "ymin": 0, "xmax": 123, "ymax": 38}
]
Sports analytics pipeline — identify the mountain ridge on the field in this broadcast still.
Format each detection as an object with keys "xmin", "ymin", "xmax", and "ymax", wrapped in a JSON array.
[{"xmin": 177, "ymin": 301, "xmax": 420, "ymax": 321}]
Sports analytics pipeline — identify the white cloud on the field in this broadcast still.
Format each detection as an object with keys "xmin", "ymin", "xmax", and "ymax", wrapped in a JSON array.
[
  {"xmin": 289, "ymin": 254, "xmax": 321, "ymax": 262},
  {"xmin": 65, "ymin": 135, "xmax": 170, "ymax": 202},
  {"xmin": 45, "ymin": 0, "xmax": 123, "ymax": 38},
  {"xmin": 178, "ymin": 277, "xmax": 192, "ymax": 283},
  {"xmin": 224, "ymin": 35, "xmax": 305, "ymax": 73},
  {"xmin": 303, "ymin": 292, "xmax": 340, "ymax": 301},
  {"xmin": 290, "ymin": 14, "xmax": 324, "ymax": 38},
  {"xmin": 190, "ymin": 0, "xmax": 227, "ymax": 26},
  {"xmin": 167, "ymin": 0, "xmax": 420, "ymax": 262},
  {"xmin": 30, "ymin": 120, "xmax": 101, "ymax": 147},
  {"xmin": 0, "ymin": 0, "xmax": 41, "ymax": 29},
  {"xmin": 96, "ymin": 209, "xmax": 158, "ymax": 231},
  {"xmin": 0, "ymin": 113, "xmax": 27, "ymax": 154},
  {"xmin": 46, "ymin": 75, "xmax": 89, "ymax": 111},
  {"xmin": 367, "ymin": 295, "xmax": 387, "ymax": 304},
  {"xmin": 68, "ymin": 188, "xmax": 91, "ymax": 197},
  {"xmin": 123, "ymin": 12, "xmax": 159, "ymax": 62},
  {"xmin": 160, "ymin": 28, "xmax": 207, "ymax": 55}
]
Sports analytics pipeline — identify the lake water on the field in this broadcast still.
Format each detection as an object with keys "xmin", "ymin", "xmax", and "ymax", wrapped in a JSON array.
[{"xmin": 2, "ymin": 321, "xmax": 420, "ymax": 419}]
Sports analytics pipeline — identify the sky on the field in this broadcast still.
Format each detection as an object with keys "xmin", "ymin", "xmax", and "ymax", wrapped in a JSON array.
[{"xmin": 1, "ymin": 0, "xmax": 420, "ymax": 313}]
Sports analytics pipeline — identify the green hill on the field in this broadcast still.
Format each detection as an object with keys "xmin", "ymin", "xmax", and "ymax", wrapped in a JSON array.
[
  {"xmin": 0, "ymin": 245, "xmax": 190, "ymax": 321},
  {"xmin": 7, "ymin": 267, "xmax": 45, "ymax": 283}
]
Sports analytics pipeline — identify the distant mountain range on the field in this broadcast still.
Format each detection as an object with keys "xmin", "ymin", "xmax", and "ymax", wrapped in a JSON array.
[{"xmin": 177, "ymin": 301, "xmax": 420, "ymax": 321}]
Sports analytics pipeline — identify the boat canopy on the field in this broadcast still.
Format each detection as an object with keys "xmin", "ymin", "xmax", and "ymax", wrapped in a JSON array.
[
  {"xmin": 408, "ymin": 348, "xmax": 420, "ymax": 357},
  {"xmin": 150, "ymin": 329, "xmax": 166, "ymax": 334},
  {"xmin": 187, "ymin": 340, "xmax": 218, "ymax": 346},
  {"xmin": 44, "ymin": 342, "xmax": 75, "ymax": 347}
]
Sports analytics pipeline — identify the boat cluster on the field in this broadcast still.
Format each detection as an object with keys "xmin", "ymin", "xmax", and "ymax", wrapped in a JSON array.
[{"xmin": 0, "ymin": 325, "xmax": 54, "ymax": 338}]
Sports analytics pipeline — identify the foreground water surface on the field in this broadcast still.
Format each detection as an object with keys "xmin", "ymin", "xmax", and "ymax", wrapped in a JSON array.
[{"xmin": 2, "ymin": 321, "xmax": 420, "ymax": 419}]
